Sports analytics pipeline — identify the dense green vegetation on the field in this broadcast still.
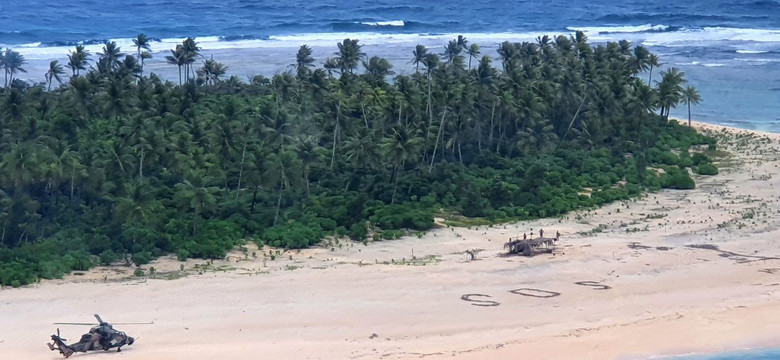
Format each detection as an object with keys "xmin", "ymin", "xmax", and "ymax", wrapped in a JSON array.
[{"xmin": 0, "ymin": 33, "xmax": 716, "ymax": 287}]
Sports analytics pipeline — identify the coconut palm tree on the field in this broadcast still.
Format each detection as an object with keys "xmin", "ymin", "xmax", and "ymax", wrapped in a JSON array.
[
  {"xmin": 335, "ymin": 38, "xmax": 364, "ymax": 75},
  {"xmin": 67, "ymin": 45, "xmax": 91, "ymax": 77},
  {"xmin": 197, "ymin": 57, "xmax": 228, "ymax": 85},
  {"xmin": 133, "ymin": 33, "xmax": 152, "ymax": 60},
  {"xmin": 165, "ymin": 46, "xmax": 187, "ymax": 85},
  {"xmin": 294, "ymin": 45, "xmax": 315, "ymax": 78},
  {"xmin": 466, "ymin": 44, "xmax": 480, "ymax": 70},
  {"xmin": 44, "ymin": 60, "xmax": 65, "ymax": 91},
  {"xmin": 681, "ymin": 85, "xmax": 701, "ymax": 126},
  {"xmin": 180, "ymin": 37, "xmax": 201, "ymax": 82},
  {"xmin": 657, "ymin": 67, "xmax": 686, "ymax": 118},
  {"xmin": 411, "ymin": 44, "xmax": 428, "ymax": 73},
  {"xmin": 139, "ymin": 51, "xmax": 152, "ymax": 76},
  {"xmin": 455, "ymin": 35, "xmax": 468, "ymax": 51},
  {"xmin": 1, "ymin": 49, "xmax": 27, "ymax": 87},
  {"xmin": 362, "ymin": 56, "xmax": 394, "ymax": 84},
  {"xmin": 647, "ymin": 53, "xmax": 660, "ymax": 84},
  {"xmin": 630, "ymin": 45, "xmax": 650, "ymax": 75},
  {"xmin": 381, "ymin": 123, "xmax": 422, "ymax": 203},
  {"xmin": 98, "ymin": 41, "xmax": 124, "ymax": 73},
  {"xmin": 443, "ymin": 40, "xmax": 461, "ymax": 63}
]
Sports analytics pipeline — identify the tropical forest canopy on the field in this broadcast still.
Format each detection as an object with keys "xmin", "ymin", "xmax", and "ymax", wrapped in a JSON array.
[{"xmin": 0, "ymin": 32, "xmax": 715, "ymax": 286}]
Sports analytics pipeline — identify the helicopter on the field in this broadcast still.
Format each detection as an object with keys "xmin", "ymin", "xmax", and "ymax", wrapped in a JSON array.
[{"xmin": 47, "ymin": 314, "xmax": 149, "ymax": 358}]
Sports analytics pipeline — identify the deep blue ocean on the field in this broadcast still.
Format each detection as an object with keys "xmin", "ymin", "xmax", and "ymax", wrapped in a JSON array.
[{"xmin": 0, "ymin": 0, "xmax": 779, "ymax": 133}]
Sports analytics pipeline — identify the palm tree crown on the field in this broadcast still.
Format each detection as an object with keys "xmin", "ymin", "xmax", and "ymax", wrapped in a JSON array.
[
  {"xmin": 67, "ymin": 45, "xmax": 91, "ymax": 77},
  {"xmin": 1, "ymin": 48, "xmax": 27, "ymax": 87},
  {"xmin": 45, "ymin": 60, "xmax": 66, "ymax": 91}
]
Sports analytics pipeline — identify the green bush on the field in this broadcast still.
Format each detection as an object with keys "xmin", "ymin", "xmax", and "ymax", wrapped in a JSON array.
[
  {"xmin": 98, "ymin": 250, "xmax": 119, "ymax": 265},
  {"xmin": 261, "ymin": 221, "xmax": 323, "ymax": 249},
  {"xmin": 691, "ymin": 153, "xmax": 711, "ymax": 166},
  {"xmin": 132, "ymin": 251, "xmax": 153, "ymax": 266},
  {"xmin": 176, "ymin": 248, "xmax": 190, "ymax": 261},
  {"xmin": 349, "ymin": 222, "xmax": 368, "ymax": 241},
  {"xmin": 662, "ymin": 169, "xmax": 696, "ymax": 189},
  {"xmin": 695, "ymin": 163, "xmax": 719, "ymax": 175},
  {"xmin": 368, "ymin": 203, "xmax": 434, "ymax": 230}
]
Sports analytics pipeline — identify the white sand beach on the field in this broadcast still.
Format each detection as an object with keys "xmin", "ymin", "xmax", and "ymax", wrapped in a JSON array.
[{"xmin": 1, "ymin": 121, "xmax": 779, "ymax": 359}]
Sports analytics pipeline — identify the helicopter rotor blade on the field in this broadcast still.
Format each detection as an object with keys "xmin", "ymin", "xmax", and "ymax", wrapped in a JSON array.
[
  {"xmin": 94, "ymin": 314, "xmax": 104, "ymax": 324},
  {"xmin": 53, "ymin": 322, "xmax": 96, "ymax": 325}
]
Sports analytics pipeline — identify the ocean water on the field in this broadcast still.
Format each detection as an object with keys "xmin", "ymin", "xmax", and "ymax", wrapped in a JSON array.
[
  {"xmin": 1, "ymin": 0, "xmax": 779, "ymax": 132},
  {"xmin": 662, "ymin": 348, "xmax": 780, "ymax": 360}
]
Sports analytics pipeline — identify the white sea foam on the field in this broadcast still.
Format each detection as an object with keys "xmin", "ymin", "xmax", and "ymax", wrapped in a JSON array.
[
  {"xmin": 642, "ymin": 27, "xmax": 780, "ymax": 47},
  {"xmin": 5, "ymin": 26, "xmax": 780, "ymax": 61},
  {"xmin": 567, "ymin": 24, "xmax": 670, "ymax": 34},
  {"xmin": 734, "ymin": 57, "xmax": 778, "ymax": 64},
  {"xmin": 736, "ymin": 49, "xmax": 769, "ymax": 54},
  {"xmin": 361, "ymin": 20, "xmax": 405, "ymax": 27}
]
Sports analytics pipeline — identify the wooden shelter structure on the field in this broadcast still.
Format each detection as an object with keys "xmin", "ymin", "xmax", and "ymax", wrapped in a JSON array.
[{"xmin": 504, "ymin": 231, "xmax": 559, "ymax": 256}]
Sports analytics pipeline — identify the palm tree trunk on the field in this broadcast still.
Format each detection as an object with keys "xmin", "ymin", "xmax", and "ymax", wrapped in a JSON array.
[
  {"xmin": 304, "ymin": 170, "xmax": 310, "ymax": 198},
  {"xmin": 193, "ymin": 207, "xmax": 200, "ymax": 236},
  {"xmin": 391, "ymin": 165, "xmax": 400, "ymax": 204},
  {"xmin": 555, "ymin": 93, "xmax": 587, "ymax": 151},
  {"xmin": 273, "ymin": 167, "xmax": 285, "ymax": 227},
  {"xmin": 458, "ymin": 141, "xmax": 463, "ymax": 165},
  {"xmin": 648, "ymin": 66, "xmax": 654, "ymax": 84},
  {"xmin": 488, "ymin": 102, "xmax": 496, "ymax": 148},
  {"xmin": 361, "ymin": 103, "xmax": 369, "ymax": 129},
  {"xmin": 249, "ymin": 184, "xmax": 259, "ymax": 213},
  {"xmin": 235, "ymin": 143, "xmax": 247, "ymax": 201},
  {"xmin": 139, "ymin": 147, "xmax": 144, "ymax": 183},
  {"xmin": 330, "ymin": 102, "xmax": 341, "ymax": 169},
  {"xmin": 421, "ymin": 73, "xmax": 433, "ymax": 165},
  {"xmin": 429, "ymin": 108, "xmax": 447, "ymax": 170},
  {"xmin": 687, "ymin": 101, "xmax": 692, "ymax": 126}
]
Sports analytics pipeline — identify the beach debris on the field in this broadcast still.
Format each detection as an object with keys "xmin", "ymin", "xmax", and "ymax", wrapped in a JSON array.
[
  {"xmin": 369, "ymin": 333, "xmax": 378, "ymax": 339},
  {"xmin": 628, "ymin": 242, "xmax": 651, "ymax": 250},
  {"xmin": 464, "ymin": 249, "xmax": 482, "ymax": 261}
]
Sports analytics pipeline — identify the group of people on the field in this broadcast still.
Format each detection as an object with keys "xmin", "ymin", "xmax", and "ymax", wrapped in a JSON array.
[{"xmin": 521, "ymin": 229, "xmax": 560, "ymax": 240}]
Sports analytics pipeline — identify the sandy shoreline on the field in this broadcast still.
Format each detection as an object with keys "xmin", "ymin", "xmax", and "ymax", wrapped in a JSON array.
[{"xmin": 1, "ymin": 120, "xmax": 779, "ymax": 359}]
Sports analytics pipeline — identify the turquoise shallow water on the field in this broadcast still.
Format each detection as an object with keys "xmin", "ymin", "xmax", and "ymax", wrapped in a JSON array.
[{"xmin": 663, "ymin": 348, "xmax": 780, "ymax": 359}]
